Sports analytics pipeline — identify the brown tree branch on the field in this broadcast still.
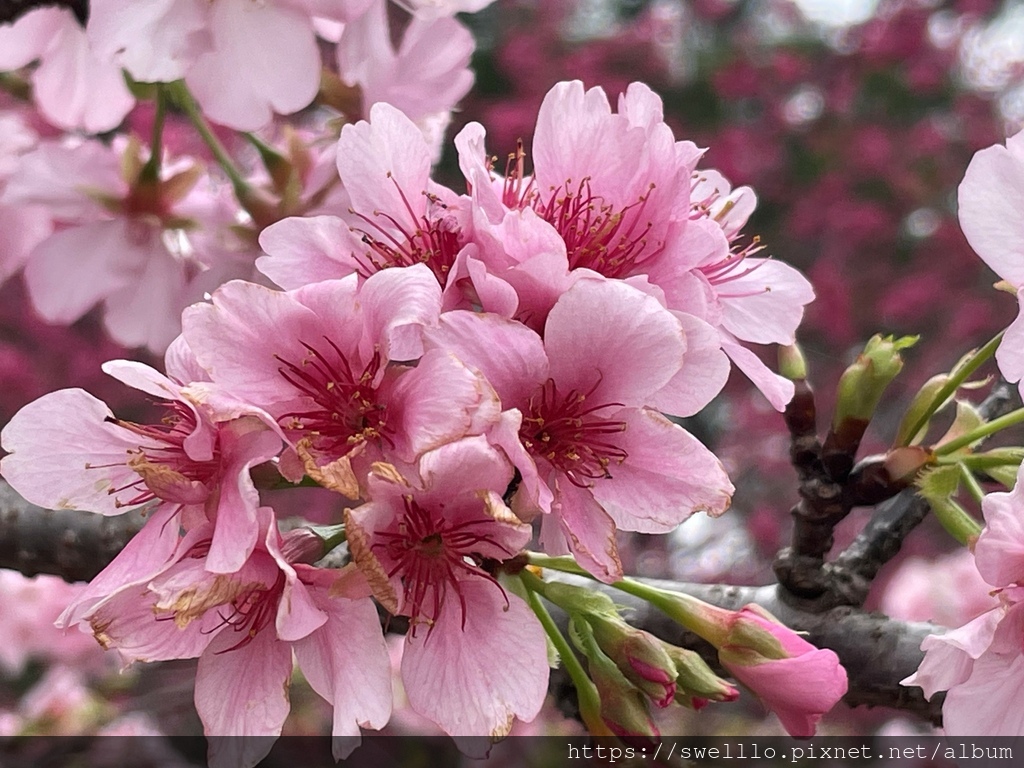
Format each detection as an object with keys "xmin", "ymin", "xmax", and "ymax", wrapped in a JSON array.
[
  {"xmin": 0, "ymin": 0, "xmax": 87, "ymax": 25},
  {"xmin": 0, "ymin": 482, "xmax": 145, "ymax": 582}
]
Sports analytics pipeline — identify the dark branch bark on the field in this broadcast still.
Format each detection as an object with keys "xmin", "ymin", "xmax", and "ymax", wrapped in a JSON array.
[
  {"xmin": 0, "ymin": 0, "xmax": 87, "ymax": 25},
  {"xmin": 825, "ymin": 379, "xmax": 1020, "ymax": 608},
  {"xmin": 0, "ymin": 482, "xmax": 144, "ymax": 582}
]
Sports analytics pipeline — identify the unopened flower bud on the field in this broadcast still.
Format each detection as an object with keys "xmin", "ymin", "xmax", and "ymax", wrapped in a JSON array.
[
  {"xmin": 587, "ymin": 644, "xmax": 660, "ymax": 745},
  {"xmin": 661, "ymin": 645, "xmax": 739, "ymax": 709},
  {"xmin": 280, "ymin": 523, "xmax": 346, "ymax": 565},
  {"xmin": 279, "ymin": 528, "xmax": 326, "ymax": 565},
  {"xmin": 833, "ymin": 334, "xmax": 917, "ymax": 431},
  {"xmin": 717, "ymin": 605, "xmax": 847, "ymax": 738},
  {"xmin": 778, "ymin": 343, "xmax": 808, "ymax": 381},
  {"xmin": 894, "ymin": 373, "xmax": 951, "ymax": 447},
  {"xmin": 589, "ymin": 614, "xmax": 678, "ymax": 708}
]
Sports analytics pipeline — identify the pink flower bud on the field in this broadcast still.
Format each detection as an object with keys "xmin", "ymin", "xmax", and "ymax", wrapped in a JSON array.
[{"xmin": 718, "ymin": 606, "xmax": 848, "ymax": 737}]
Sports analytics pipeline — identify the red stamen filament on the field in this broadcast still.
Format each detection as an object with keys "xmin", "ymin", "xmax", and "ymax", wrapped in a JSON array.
[
  {"xmin": 520, "ymin": 378, "xmax": 628, "ymax": 488},
  {"xmin": 90, "ymin": 401, "xmax": 220, "ymax": 508},
  {"xmin": 349, "ymin": 174, "xmax": 462, "ymax": 285},
  {"xmin": 208, "ymin": 570, "xmax": 287, "ymax": 653},
  {"xmin": 276, "ymin": 338, "xmax": 393, "ymax": 455},
  {"xmin": 374, "ymin": 496, "xmax": 513, "ymax": 637},
  {"xmin": 533, "ymin": 177, "xmax": 661, "ymax": 278}
]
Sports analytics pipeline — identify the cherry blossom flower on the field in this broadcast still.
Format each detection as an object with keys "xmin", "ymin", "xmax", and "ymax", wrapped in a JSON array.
[
  {"xmin": 86, "ymin": 0, "xmax": 359, "ymax": 130},
  {"xmin": 902, "ymin": 465, "xmax": 1024, "ymax": 735},
  {"xmin": 345, "ymin": 436, "xmax": 549, "ymax": 737},
  {"xmin": 181, "ymin": 266, "xmax": 499, "ymax": 498},
  {"xmin": 1, "ymin": 137, "xmax": 251, "ymax": 353},
  {"xmin": 257, "ymin": 101, "xmax": 468, "ymax": 293},
  {"xmin": 336, "ymin": 0, "xmax": 476, "ymax": 159},
  {"xmin": 426, "ymin": 277, "xmax": 733, "ymax": 582},
  {"xmin": 75, "ymin": 509, "xmax": 391, "ymax": 767},
  {"xmin": 455, "ymin": 81, "xmax": 814, "ymax": 410},
  {"xmin": 0, "ymin": 111, "xmax": 51, "ymax": 286},
  {"xmin": 957, "ymin": 127, "xmax": 1024, "ymax": 397},
  {"xmin": 0, "ymin": 360, "xmax": 281, "ymax": 576},
  {"xmin": 717, "ymin": 606, "xmax": 848, "ymax": 738},
  {"xmin": 0, "ymin": 8, "xmax": 134, "ymax": 132}
]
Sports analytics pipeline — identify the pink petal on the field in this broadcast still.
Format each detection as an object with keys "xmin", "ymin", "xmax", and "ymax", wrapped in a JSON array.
[
  {"xmin": 997, "ymin": 297, "xmax": 1024, "ymax": 393},
  {"xmin": 721, "ymin": 335, "xmax": 795, "ymax": 411},
  {"xmin": 545, "ymin": 277, "xmax": 685, "ymax": 406},
  {"xmin": 57, "ymin": 503, "xmax": 183, "ymax": 628},
  {"xmin": 383, "ymin": 349, "xmax": 500, "ymax": 461},
  {"xmin": 32, "ymin": 15, "xmax": 135, "ymax": 133},
  {"xmin": 292, "ymin": 594, "xmax": 392, "ymax": 747},
  {"xmin": 0, "ymin": 204, "xmax": 51, "ymax": 285},
  {"xmin": 548, "ymin": 476, "xmax": 622, "ymax": 583},
  {"xmin": 725, "ymin": 649, "xmax": 847, "ymax": 738},
  {"xmin": 415, "ymin": 435, "xmax": 517, "ymax": 513},
  {"xmin": 943, "ymin": 650, "xmax": 1024, "ymax": 736},
  {"xmin": 196, "ymin": 627, "xmax": 292, "ymax": 761},
  {"xmin": 338, "ymin": 102, "xmax": 432, "ymax": 223},
  {"xmin": 648, "ymin": 312, "xmax": 730, "ymax": 417},
  {"xmin": 23, "ymin": 221, "xmax": 140, "ymax": 324},
  {"xmin": 86, "ymin": 0, "xmax": 210, "ymax": 82},
  {"xmin": 101, "ymin": 236, "xmax": 189, "ymax": 353},
  {"xmin": 976, "ymin": 471, "xmax": 1024, "ymax": 587},
  {"xmin": 591, "ymin": 408, "xmax": 732, "ymax": 532},
  {"xmin": 0, "ymin": 9, "xmax": 60, "ymax": 68},
  {"xmin": 426, "ymin": 310, "xmax": 549, "ymax": 408},
  {"xmin": 257, "ymin": 215, "xmax": 364, "ymax": 289},
  {"xmin": 401, "ymin": 584, "xmax": 548, "ymax": 736},
  {"xmin": 357, "ymin": 263, "xmax": 442, "ymax": 362},
  {"xmin": 0, "ymin": 389, "xmax": 154, "ymax": 514},
  {"xmin": 86, "ymin": 583, "xmax": 223, "ymax": 664},
  {"xmin": 903, "ymin": 608, "xmax": 1002, "ymax": 699},
  {"xmin": 718, "ymin": 259, "xmax": 815, "ymax": 346},
  {"xmin": 532, "ymin": 81, "xmax": 634, "ymax": 203},
  {"xmin": 164, "ymin": 335, "xmax": 213, "ymax": 385},
  {"xmin": 958, "ymin": 133, "xmax": 1024, "ymax": 286},
  {"xmin": 186, "ymin": 0, "xmax": 319, "ymax": 130},
  {"xmin": 206, "ymin": 423, "xmax": 283, "ymax": 574},
  {"xmin": 182, "ymin": 280, "xmax": 325, "ymax": 405}
]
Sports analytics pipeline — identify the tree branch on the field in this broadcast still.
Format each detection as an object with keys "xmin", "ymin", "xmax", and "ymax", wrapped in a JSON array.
[
  {"xmin": 0, "ymin": 482, "xmax": 145, "ymax": 582},
  {"xmin": 825, "ymin": 379, "xmax": 1020, "ymax": 608}
]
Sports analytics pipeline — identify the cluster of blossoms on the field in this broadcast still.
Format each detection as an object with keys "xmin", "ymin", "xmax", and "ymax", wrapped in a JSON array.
[
  {"xmin": 0, "ymin": 0, "xmax": 488, "ymax": 354},
  {"xmin": 0, "ymin": 71, "xmax": 818, "ymax": 752}
]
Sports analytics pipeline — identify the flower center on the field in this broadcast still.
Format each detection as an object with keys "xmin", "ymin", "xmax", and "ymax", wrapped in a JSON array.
[
  {"xmin": 350, "ymin": 174, "xmax": 463, "ymax": 285},
  {"xmin": 94, "ymin": 401, "xmax": 221, "ymax": 508},
  {"xmin": 519, "ymin": 378, "xmax": 628, "ymax": 488},
  {"xmin": 211, "ymin": 569, "xmax": 287, "ymax": 653},
  {"xmin": 374, "ymin": 496, "xmax": 512, "ymax": 636},
  {"xmin": 493, "ymin": 143, "xmax": 661, "ymax": 278},
  {"xmin": 534, "ymin": 178, "xmax": 660, "ymax": 278},
  {"xmin": 276, "ymin": 338, "xmax": 392, "ymax": 456}
]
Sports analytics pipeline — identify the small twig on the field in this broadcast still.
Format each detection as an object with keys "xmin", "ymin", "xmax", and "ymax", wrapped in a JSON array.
[
  {"xmin": 0, "ymin": 0, "xmax": 87, "ymax": 25},
  {"xmin": 825, "ymin": 380, "xmax": 1019, "ymax": 607},
  {"xmin": 773, "ymin": 378, "xmax": 850, "ymax": 598},
  {"xmin": 0, "ymin": 482, "xmax": 145, "ymax": 582}
]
